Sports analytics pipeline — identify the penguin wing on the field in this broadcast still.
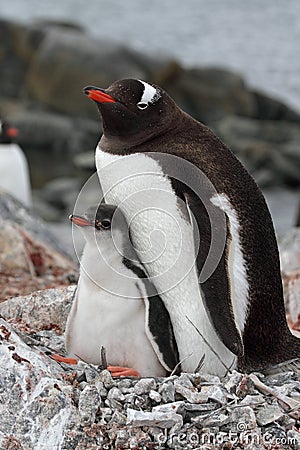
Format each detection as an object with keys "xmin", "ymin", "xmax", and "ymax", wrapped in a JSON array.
[
  {"xmin": 122, "ymin": 257, "xmax": 179, "ymax": 373},
  {"xmin": 182, "ymin": 190, "xmax": 244, "ymax": 357},
  {"xmin": 143, "ymin": 289, "xmax": 180, "ymax": 373}
]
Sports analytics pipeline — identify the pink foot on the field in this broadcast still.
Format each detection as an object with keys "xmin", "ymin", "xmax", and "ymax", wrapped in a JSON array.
[
  {"xmin": 50, "ymin": 353, "xmax": 78, "ymax": 365},
  {"xmin": 107, "ymin": 365, "xmax": 140, "ymax": 377}
]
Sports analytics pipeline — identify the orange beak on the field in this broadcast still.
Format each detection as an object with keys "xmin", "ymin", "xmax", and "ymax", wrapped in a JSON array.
[
  {"xmin": 69, "ymin": 214, "xmax": 92, "ymax": 227},
  {"xmin": 83, "ymin": 86, "xmax": 116, "ymax": 103}
]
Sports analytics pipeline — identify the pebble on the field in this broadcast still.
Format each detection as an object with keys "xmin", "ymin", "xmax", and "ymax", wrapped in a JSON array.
[
  {"xmin": 158, "ymin": 381, "xmax": 175, "ymax": 403},
  {"xmin": 126, "ymin": 408, "xmax": 183, "ymax": 428},
  {"xmin": 115, "ymin": 429, "xmax": 130, "ymax": 447},
  {"xmin": 201, "ymin": 412, "xmax": 230, "ymax": 428},
  {"xmin": 279, "ymin": 414, "xmax": 296, "ymax": 430},
  {"xmin": 149, "ymin": 389, "xmax": 162, "ymax": 403},
  {"xmin": 201, "ymin": 385, "xmax": 227, "ymax": 405},
  {"xmin": 230, "ymin": 405, "xmax": 257, "ymax": 431},
  {"xmin": 117, "ymin": 378, "xmax": 133, "ymax": 393},
  {"xmin": 176, "ymin": 372, "xmax": 194, "ymax": 388},
  {"xmin": 94, "ymin": 380, "xmax": 108, "ymax": 398},
  {"xmin": 99, "ymin": 407, "xmax": 112, "ymax": 423},
  {"xmin": 244, "ymin": 444, "xmax": 265, "ymax": 450},
  {"xmin": 78, "ymin": 385, "xmax": 101, "ymax": 425},
  {"xmin": 264, "ymin": 371, "xmax": 295, "ymax": 387},
  {"xmin": 224, "ymin": 370, "xmax": 243, "ymax": 393},
  {"xmin": 104, "ymin": 398, "xmax": 123, "ymax": 410},
  {"xmin": 133, "ymin": 377, "xmax": 156, "ymax": 395},
  {"xmin": 256, "ymin": 403, "xmax": 284, "ymax": 426},
  {"xmin": 153, "ymin": 401, "xmax": 185, "ymax": 415},
  {"xmin": 107, "ymin": 386, "xmax": 125, "ymax": 402},
  {"xmin": 199, "ymin": 373, "xmax": 221, "ymax": 384},
  {"xmin": 174, "ymin": 382, "xmax": 209, "ymax": 404},
  {"xmin": 239, "ymin": 394, "xmax": 265, "ymax": 406},
  {"xmin": 110, "ymin": 410, "xmax": 127, "ymax": 425},
  {"xmin": 84, "ymin": 365, "xmax": 99, "ymax": 383},
  {"xmin": 99, "ymin": 369, "xmax": 116, "ymax": 389},
  {"xmin": 184, "ymin": 402, "xmax": 218, "ymax": 413},
  {"xmin": 287, "ymin": 429, "xmax": 300, "ymax": 450}
]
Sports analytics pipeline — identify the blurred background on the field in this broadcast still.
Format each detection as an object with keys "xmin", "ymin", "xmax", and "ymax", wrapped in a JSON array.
[{"xmin": 1, "ymin": 0, "xmax": 300, "ymax": 255}]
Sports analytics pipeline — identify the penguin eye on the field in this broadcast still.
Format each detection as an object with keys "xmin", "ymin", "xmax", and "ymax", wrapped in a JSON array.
[
  {"xmin": 137, "ymin": 102, "xmax": 149, "ymax": 110},
  {"xmin": 101, "ymin": 219, "xmax": 111, "ymax": 229}
]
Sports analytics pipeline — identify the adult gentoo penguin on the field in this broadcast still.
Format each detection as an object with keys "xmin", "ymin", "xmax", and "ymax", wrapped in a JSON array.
[
  {"xmin": 0, "ymin": 118, "xmax": 32, "ymax": 207},
  {"xmin": 65, "ymin": 203, "xmax": 179, "ymax": 377},
  {"xmin": 83, "ymin": 79, "xmax": 300, "ymax": 375}
]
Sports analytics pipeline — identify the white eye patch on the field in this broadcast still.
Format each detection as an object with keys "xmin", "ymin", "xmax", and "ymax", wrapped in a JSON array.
[{"xmin": 137, "ymin": 80, "xmax": 161, "ymax": 109}]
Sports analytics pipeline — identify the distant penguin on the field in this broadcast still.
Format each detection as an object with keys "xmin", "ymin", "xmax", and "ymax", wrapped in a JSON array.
[
  {"xmin": 84, "ymin": 79, "xmax": 300, "ymax": 375},
  {"xmin": 65, "ymin": 204, "xmax": 179, "ymax": 377},
  {"xmin": 0, "ymin": 118, "xmax": 32, "ymax": 207}
]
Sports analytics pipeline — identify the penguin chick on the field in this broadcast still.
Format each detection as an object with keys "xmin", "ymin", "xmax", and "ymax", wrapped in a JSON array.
[{"xmin": 65, "ymin": 203, "xmax": 179, "ymax": 377}]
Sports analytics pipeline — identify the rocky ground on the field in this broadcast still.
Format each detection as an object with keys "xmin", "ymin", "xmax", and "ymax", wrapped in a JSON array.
[{"xmin": 0, "ymin": 286, "xmax": 299, "ymax": 449}]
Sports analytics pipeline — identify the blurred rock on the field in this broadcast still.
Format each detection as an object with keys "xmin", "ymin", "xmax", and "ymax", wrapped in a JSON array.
[
  {"xmin": 0, "ymin": 19, "xmax": 45, "ymax": 99},
  {"xmin": 73, "ymin": 150, "xmax": 95, "ymax": 170},
  {"xmin": 40, "ymin": 177, "xmax": 81, "ymax": 211},
  {"xmin": 163, "ymin": 67, "xmax": 257, "ymax": 123},
  {"xmin": 296, "ymin": 203, "xmax": 300, "ymax": 227},
  {"xmin": 213, "ymin": 116, "xmax": 300, "ymax": 187},
  {"xmin": 24, "ymin": 27, "xmax": 173, "ymax": 118},
  {"xmin": 0, "ymin": 189, "xmax": 71, "ymax": 256},
  {"xmin": 280, "ymin": 228, "xmax": 300, "ymax": 333},
  {"xmin": 253, "ymin": 90, "xmax": 300, "ymax": 122},
  {"xmin": 31, "ymin": 191, "xmax": 63, "ymax": 222},
  {"xmin": 0, "ymin": 190, "xmax": 77, "ymax": 301},
  {"xmin": 280, "ymin": 228, "xmax": 300, "ymax": 273}
]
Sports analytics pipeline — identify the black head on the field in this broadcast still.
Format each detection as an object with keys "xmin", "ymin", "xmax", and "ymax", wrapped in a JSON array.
[
  {"xmin": 0, "ymin": 119, "xmax": 19, "ymax": 144},
  {"xmin": 70, "ymin": 203, "xmax": 127, "ymax": 233},
  {"xmin": 83, "ymin": 79, "xmax": 180, "ymax": 146}
]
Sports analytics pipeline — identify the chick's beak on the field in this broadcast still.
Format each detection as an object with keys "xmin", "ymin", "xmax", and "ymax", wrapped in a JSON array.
[{"xmin": 69, "ymin": 214, "xmax": 92, "ymax": 227}]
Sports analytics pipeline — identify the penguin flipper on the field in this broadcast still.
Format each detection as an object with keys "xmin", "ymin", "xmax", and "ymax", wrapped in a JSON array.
[
  {"xmin": 144, "ymin": 292, "xmax": 180, "ymax": 373},
  {"xmin": 122, "ymin": 257, "xmax": 180, "ymax": 373},
  {"xmin": 182, "ymin": 191, "xmax": 244, "ymax": 357}
]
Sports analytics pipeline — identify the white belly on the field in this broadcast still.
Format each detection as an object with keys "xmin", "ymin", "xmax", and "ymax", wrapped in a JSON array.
[
  {"xmin": 95, "ymin": 148, "xmax": 236, "ymax": 375},
  {"xmin": 0, "ymin": 144, "xmax": 32, "ymax": 207},
  {"xmin": 65, "ymin": 268, "xmax": 166, "ymax": 377}
]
